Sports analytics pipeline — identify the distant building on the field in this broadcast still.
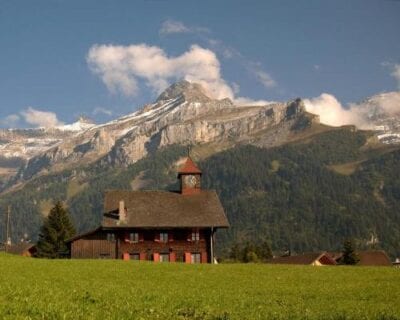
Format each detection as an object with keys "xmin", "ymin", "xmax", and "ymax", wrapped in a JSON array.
[
  {"xmin": 6, "ymin": 242, "xmax": 36, "ymax": 257},
  {"xmin": 67, "ymin": 157, "xmax": 229, "ymax": 263},
  {"xmin": 356, "ymin": 250, "xmax": 392, "ymax": 266},
  {"xmin": 328, "ymin": 250, "xmax": 393, "ymax": 266},
  {"xmin": 266, "ymin": 252, "xmax": 337, "ymax": 266}
]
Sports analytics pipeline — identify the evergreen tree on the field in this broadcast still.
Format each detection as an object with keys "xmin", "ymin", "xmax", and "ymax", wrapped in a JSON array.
[
  {"xmin": 229, "ymin": 243, "xmax": 241, "ymax": 261},
  {"xmin": 229, "ymin": 240, "xmax": 273, "ymax": 262},
  {"xmin": 256, "ymin": 241, "xmax": 273, "ymax": 261},
  {"xmin": 339, "ymin": 239, "xmax": 360, "ymax": 265},
  {"xmin": 241, "ymin": 242, "xmax": 258, "ymax": 263},
  {"xmin": 36, "ymin": 201, "xmax": 76, "ymax": 258}
]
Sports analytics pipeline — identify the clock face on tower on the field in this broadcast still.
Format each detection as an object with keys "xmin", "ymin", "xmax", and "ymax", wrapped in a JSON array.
[{"xmin": 184, "ymin": 174, "xmax": 198, "ymax": 188}]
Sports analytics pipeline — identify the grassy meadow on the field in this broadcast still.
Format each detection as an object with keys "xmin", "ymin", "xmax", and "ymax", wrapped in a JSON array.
[{"xmin": 0, "ymin": 254, "xmax": 399, "ymax": 320}]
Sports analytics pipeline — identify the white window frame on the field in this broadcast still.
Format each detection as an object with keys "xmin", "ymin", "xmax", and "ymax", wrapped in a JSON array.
[
  {"xmin": 107, "ymin": 233, "xmax": 115, "ymax": 242},
  {"xmin": 129, "ymin": 232, "xmax": 139, "ymax": 243},
  {"xmin": 191, "ymin": 230, "xmax": 200, "ymax": 241},
  {"xmin": 160, "ymin": 232, "xmax": 168, "ymax": 243}
]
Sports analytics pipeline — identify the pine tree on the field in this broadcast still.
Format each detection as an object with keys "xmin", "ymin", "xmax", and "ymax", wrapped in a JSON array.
[
  {"xmin": 256, "ymin": 241, "xmax": 273, "ymax": 261},
  {"xmin": 339, "ymin": 239, "xmax": 360, "ymax": 265},
  {"xmin": 229, "ymin": 243, "xmax": 241, "ymax": 261},
  {"xmin": 241, "ymin": 242, "xmax": 258, "ymax": 263},
  {"xmin": 36, "ymin": 201, "xmax": 76, "ymax": 258}
]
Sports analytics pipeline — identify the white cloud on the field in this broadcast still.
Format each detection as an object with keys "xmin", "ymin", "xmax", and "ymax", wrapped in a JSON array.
[
  {"xmin": 20, "ymin": 107, "xmax": 64, "ymax": 128},
  {"xmin": 253, "ymin": 69, "xmax": 277, "ymax": 89},
  {"xmin": 160, "ymin": 21, "xmax": 277, "ymax": 91},
  {"xmin": 357, "ymin": 91, "xmax": 400, "ymax": 115},
  {"xmin": 234, "ymin": 97, "xmax": 273, "ymax": 106},
  {"xmin": 303, "ymin": 94, "xmax": 370, "ymax": 128},
  {"xmin": 231, "ymin": 82, "xmax": 240, "ymax": 95},
  {"xmin": 159, "ymin": 19, "xmax": 209, "ymax": 35},
  {"xmin": 0, "ymin": 114, "xmax": 20, "ymax": 127},
  {"xmin": 391, "ymin": 64, "xmax": 400, "ymax": 89},
  {"xmin": 159, "ymin": 19, "xmax": 190, "ymax": 34},
  {"xmin": 93, "ymin": 107, "xmax": 113, "ymax": 116},
  {"xmin": 207, "ymin": 40, "xmax": 277, "ymax": 89},
  {"xmin": 87, "ymin": 43, "xmax": 235, "ymax": 100},
  {"xmin": 303, "ymin": 92, "xmax": 400, "ymax": 128}
]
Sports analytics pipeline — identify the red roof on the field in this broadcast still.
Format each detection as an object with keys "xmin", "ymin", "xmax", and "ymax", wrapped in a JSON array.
[
  {"xmin": 357, "ymin": 250, "xmax": 392, "ymax": 266},
  {"xmin": 178, "ymin": 157, "xmax": 202, "ymax": 175},
  {"xmin": 266, "ymin": 252, "xmax": 337, "ymax": 265}
]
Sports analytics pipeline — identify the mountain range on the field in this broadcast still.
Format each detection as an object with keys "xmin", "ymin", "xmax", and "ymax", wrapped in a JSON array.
[{"xmin": 1, "ymin": 81, "xmax": 400, "ymax": 258}]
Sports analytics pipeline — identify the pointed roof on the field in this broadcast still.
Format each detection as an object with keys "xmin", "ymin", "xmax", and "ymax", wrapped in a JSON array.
[
  {"xmin": 178, "ymin": 157, "xmax": 202, "ymax": 175},
  {"xmin": 101, "ymin": 190, "xmax": 229, "ymax": 228}
]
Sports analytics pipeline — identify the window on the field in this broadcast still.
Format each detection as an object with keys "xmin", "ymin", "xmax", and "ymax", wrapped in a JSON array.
[
  {"xmin": 129, "ymin": 232, "xmax": 139, "ymax": 243},
  {"xmin": 107, "ymin": 233, "xmax": 115, "ymax": 242},
  {"xmin": 160, "ymin": 232, "xmax": 168, "ymax": 243},
  {"xmin": 191, "ymin": 230, "xmax": 200, "ymax": 241},
  {"xmin": 159, "ymin": 253, "xmax": 170, "ymax": 262},
  {"xmin": 191, "ymin": 253, "xmax": 201, "ymax": 264}
]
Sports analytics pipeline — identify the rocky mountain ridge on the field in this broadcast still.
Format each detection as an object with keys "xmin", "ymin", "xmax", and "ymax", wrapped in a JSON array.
[
  {"xmin": 1, "ymin": 81, "xmax": 311, "ymax": 188},
  {"xmin": 1, "ymin": 82, "xmax": 399, "ymax": 190}
]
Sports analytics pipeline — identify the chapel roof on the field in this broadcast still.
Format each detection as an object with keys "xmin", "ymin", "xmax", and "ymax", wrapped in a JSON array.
[
  {"xmin": 102, "ymin": 190, "xmax": 229, "ymax": 228},
  {"xmin": 178, "ymin": 157, "xmax": 202, "ymax": 175}
]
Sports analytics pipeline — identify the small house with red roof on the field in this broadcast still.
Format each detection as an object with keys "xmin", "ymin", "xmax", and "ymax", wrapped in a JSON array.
[
  {"xmin": 266, "ymin": 252, "xmax": 337, "ymax": 266},
  {"xmin": 67, "ymin": 157, "xmax": 229, "ymax": 263}
]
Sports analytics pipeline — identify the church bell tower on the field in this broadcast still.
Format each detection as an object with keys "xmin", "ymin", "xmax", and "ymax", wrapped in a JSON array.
[{"xmin": 178, "ymin": 157, "xmax": 202, "ymax": 195}]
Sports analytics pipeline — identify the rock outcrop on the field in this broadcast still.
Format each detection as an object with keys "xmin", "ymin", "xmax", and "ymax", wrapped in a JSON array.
[{"xmin": 2, "ymin": 81, "xmax": 314, "ymax": 185}]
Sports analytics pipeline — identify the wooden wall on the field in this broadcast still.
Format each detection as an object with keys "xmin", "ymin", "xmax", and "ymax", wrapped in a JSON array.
[
  {"xmin": 71, "ymin": 232, "xmax": 116, "ymax": 259},
  {"xmin": 71, "ymin": 228, "xmax": 212, "ymax": 263}
]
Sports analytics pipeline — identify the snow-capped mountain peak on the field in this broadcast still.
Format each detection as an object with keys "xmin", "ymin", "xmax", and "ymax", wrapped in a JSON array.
[{"xmin": 56, "ymin": 116, "xmax": 96, "ymax": 132}]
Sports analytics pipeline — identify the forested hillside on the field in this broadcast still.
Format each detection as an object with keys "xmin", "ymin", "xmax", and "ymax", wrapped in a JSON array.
[
  {"xmin": 1, "ymin": 127, "xmax": 400, "ymax": 258},
  {"xmin": 201, "ymin": 129, "xmax": 400, "ymax": 257}
]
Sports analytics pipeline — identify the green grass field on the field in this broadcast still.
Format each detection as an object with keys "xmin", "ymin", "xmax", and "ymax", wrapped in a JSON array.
[{"xmin": 0, "ymin": 254, "xmax": 399, "ymax": 320}]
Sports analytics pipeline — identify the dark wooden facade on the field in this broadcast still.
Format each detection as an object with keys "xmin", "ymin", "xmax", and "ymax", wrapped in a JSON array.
[
  {"xmin": 70, "ymin": 228, "xmax": 211, "ymax": 263},
  {"xmin": 68, "ymin": 157, "xmax": 229, "ymax": 263}
]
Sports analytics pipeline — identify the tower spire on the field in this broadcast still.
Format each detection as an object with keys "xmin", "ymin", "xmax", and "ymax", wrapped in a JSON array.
[{"xmin": 177, "ymin": 156, "xmax": 202, "ymax": 195}]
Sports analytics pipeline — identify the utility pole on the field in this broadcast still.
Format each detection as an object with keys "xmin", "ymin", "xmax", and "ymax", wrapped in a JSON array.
[{"xmin": 5, "ymin": 206, "xmax": 11, "ymax": 252}]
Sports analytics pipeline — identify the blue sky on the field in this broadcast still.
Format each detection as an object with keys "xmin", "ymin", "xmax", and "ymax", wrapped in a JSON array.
[{"xmin": 0, "ymin": 0, "xmax": 399, "ymax": 128}]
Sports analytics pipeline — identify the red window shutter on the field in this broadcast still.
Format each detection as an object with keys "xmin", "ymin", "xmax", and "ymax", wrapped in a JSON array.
[
  {"xmin": 139, "ymin": 252, "xmax": 146, "ymax": 261},
  {"xmin": 154, "ymin": 232, "xmax": 160, "ymax": 242},
  {"xmin": 187, "ymin": 231, "xmax": 192, "ymax": 242},
  {"xmin": 169, "ymin": 252, "xmax": 176, "ymax": 262},
  {"xmin": 201, "ymin": 251, "xmax": 208, "ymax": 264},
  {"xmin": 199, "ymin": 229, "xmax": 205, "ymax": 241},
  {"xmin": 123, "ymin": 252, "xmax": 130, "ymax": 261},
  {"xmin": 168, "ymin": 231, "xmax": 174, "ymax": 242},
  {"xmin": 139, "ymin": 232, "xmax": 144, "ymax": 242},
  {"xmin": 153, "ymin": 253, "xmax": 160, "ymax": 262},
  {"xmin": 185, "ymin": 252, "xmax": 191, "ymax": 264}
]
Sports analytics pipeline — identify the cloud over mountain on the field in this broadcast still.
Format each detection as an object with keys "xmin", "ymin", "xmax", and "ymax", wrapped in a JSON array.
[
  {"xmin": 303, "ymin": 94, "xmax": 368, "ymax": 128},
  {"xmin": 304, "ymin": 91, "xmax": 400, "ymax": 128},
  {"xmin": 20, "ymin": 107, "xmax": 64, "ymax": 128},
  {"xmin": 0, "ymin": 114, "xmax": 20, "ymax": 127},
  {"xmin": 87, "ymin": 44, "xmax": 234, "ymax": 100}
]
